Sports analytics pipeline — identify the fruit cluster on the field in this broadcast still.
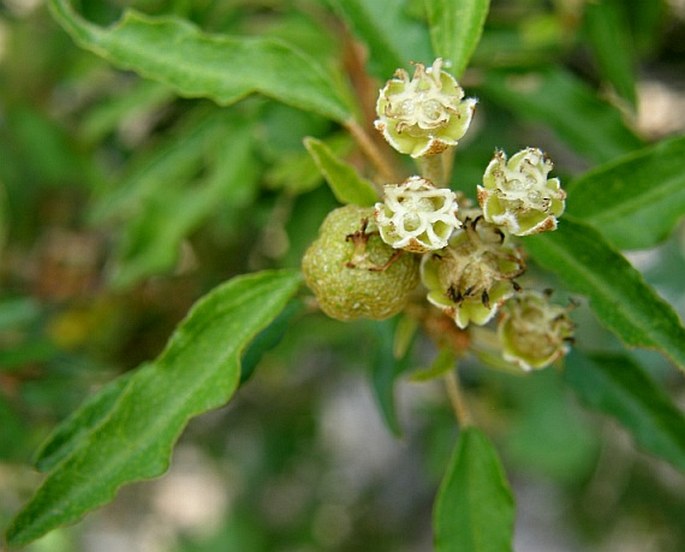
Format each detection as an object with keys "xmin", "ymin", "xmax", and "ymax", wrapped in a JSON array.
[{"xmin": 303, "ymin": 59, "xmax": 574, "ymax": 371}]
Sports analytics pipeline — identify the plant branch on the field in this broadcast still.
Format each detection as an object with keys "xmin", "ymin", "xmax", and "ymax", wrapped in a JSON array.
[
  {"xmin": 345, "ymin": 120, "xmax": 400, "ymax": 185},
  {"xmin": 444, "ymin": 368, "xmax": 473, "ymax": 427}
]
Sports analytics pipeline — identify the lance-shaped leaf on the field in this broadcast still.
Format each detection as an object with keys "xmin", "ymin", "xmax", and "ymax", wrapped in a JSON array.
[
  {"xmin": 434, "ymin": 427, "xmax": 515, "ymax": 552},
  {"xmin": 304, "ymin": 137, "xmax": 378, "ymax": 207},
  {"xmin": 369, "ymin": 318, "xmax": 416, "ymax": 437},
  {"xmin": 480, "ymin": 68, "xmax": 643, "ymax": 164},
  {"xmin": 583, "ymin": 0, "xmax": 636, "ymax": 108},
  {"xmin": 49, "ymin": 0, "xmax": 355, "ymax": 123},
  {"xmin": 565, "ymin": 351, "xmax": 685, "ymax": 471},
  {"xmin": 33, "ymin": 372, "xmax": 135, "ymax": 473},
  {"xmin": 567, "ymin": 135, "xmax": 685, "ymax": 250},
  {"xmin": 525, "ymin": 218, "xmax": 685, "ymax": 372},
  {"xmin": 425, "ymin": 0, "xmax": 490, "ymax": 78},
  {"xmin": 5, "ymin": 269, "xmax": 302, "ymax": 546}
]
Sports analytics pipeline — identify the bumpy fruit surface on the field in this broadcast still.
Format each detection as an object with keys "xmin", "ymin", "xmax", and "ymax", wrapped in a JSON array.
[{"xmin": 302, "ymin": 205, "xmax": 420, "ymax": 321}]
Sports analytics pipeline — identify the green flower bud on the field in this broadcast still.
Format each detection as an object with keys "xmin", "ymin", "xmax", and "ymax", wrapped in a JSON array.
[
  {"xmin": 374, "ymin": 176, "xmax": 460, "ymax": 253},
  {"xmin": 420, "ymin": 215, "xmax": 525, "ymax": 329},
  {"xmin": 374, "ymin": 58, "xmax": 477, "ymax": 158},
  {"xmin": 498, "ymin": 290, "xmax": 575, "ymax": 371},
  {"xmin": 302, "ymin": 205, "xmax": 420, "ymax": 321},
  {"xmin": 478, "ymin": 148, "xmax": 566, "ymax": 236}
]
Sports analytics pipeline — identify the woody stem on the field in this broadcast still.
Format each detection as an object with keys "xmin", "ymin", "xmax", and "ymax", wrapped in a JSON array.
[
  {"xmin": 444, "ymin": 368, "xmax": 473, "ymax": 427},
  {"xmin": 345, "ymin": 120, "xmax": 400, "ymax": 187}
]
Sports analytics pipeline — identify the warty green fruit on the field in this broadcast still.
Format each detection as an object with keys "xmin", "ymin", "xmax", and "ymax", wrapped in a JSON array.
[{"xmin": 302, "ymin": 205, "xmax": 420, "ymax": 321}]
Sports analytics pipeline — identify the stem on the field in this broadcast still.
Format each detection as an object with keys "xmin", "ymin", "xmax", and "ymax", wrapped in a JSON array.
[
  {"xmin": 345, "ymin": 120, "xmax": 400, "ymax": 185},
  {"xmin": 444, "ymin": 369, "xmax": 473, "ymax": 427},
  {"xmin": 417, "ymin": 154, "xmax": 444, "ymax": 186},
  {"xmin": 417, "ymin": 146, "xmax": 454, "ymax": 187}
]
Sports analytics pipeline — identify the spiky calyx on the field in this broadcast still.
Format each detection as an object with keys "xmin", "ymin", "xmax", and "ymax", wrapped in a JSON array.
[
  {"xmin": 498, "ymin": 290, "xmax": 575, "ymax": 370},
  {"xmin": 421, "ymin": 215, "xmax": 525, "ymax": 329},
  {"xmin": 374, "ymin": 176, "xmax": 460, "ymax": 253},
  {"xmin": 478, "ymin": 148, "xmax": 566, "ymax": 236},
  {"xmin": 374, "ymin": 59, "xmax": 477, "ymax": 158}
]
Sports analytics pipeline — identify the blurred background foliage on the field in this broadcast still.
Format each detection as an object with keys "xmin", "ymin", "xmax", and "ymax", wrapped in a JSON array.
[{"xmin": 1, "ymin": 0, "xmax": 685, "ymax": 550}]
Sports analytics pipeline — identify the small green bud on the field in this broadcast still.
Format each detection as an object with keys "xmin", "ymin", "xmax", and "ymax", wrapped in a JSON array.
[
  {"xmin": 420, "ymin": 215, "xmax": 525, "ymax": 329},
  {"xmin": 374, "ymin": 176, "xmax": 460, "ymax": 253},
  {"xmin": 302, "ymin": 205, "xmax": 420, "ymax": 321},
  {"xmin": 478, "ymin": 148, "xmax": 566, "ymax": 236},
  {"xmin": 498, "ymin": 290, "xmax": 575, "ymax": 371},
  {"xmin": 374, "ymin": 58, "xmax": 477, "ymax": 158}
]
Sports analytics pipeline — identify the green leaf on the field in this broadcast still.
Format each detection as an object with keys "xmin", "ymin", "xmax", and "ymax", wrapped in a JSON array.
[
  {"xmin": 583, "ymin": 0, "xmax": 636, "ymax": 108},
  {"xmin": 79, "ymin": 80, "xmax": 174, "ymax": 143},
  {"xmin": 5, "ymin": 270, "xmax": 302, "ymax": 546},
  {"xmin": 90, "ymin": 111, "xmax": 228, "ymax": 223},
  {"xmin": 565, "ymin": 351, "xmax": 685, "ymax": 471},
  {"xmin": 425, "ymin": 0, "xmax": 490, "ymax": 78},
  {"xmin": 240, "ymin": 300, "xmax": 304, "ymax": 385},
  {"xmin": 49, "ymin": 0, "xmax": 355, "ymax": 123},
  {"xmin": 0, "ymin": 179, "xmax": 6, "ymax": 261},
  {"xmin": 99, "ymin": 113, "xmax": 258, "ymax": 288},
  {"xmin": 434, "ymin": 427, "xmax": 515, "ymax": 552},
  {"xmin": 411, "ymin": 348, "xmax": 456, "ymax": 382},
  {"xmin": 331, "ymin": 0, "xmax": 434, "ymax": 79},
  {"xmin": 567, "ymin": 135, "xmax": 685, "ymax": 250},
  {"xmin": 480, "ymin": 67, "xmax": 643, "ymax": 164},
  {"xmin": 33, "ymin": 372, "xmax": 135, "ymax": 472},
  {"xmin": 370, "ymin": 319, "xmax": 413, "ymax": 437},
  {"xmin": 265, "ymin": 133, "xmax": 354, "ymax": 196},
  {"xmin": 304, "ymin": 137, "xmax": 378, "ymax": 206},
  {"xmin": 525, "ymin": 218, "xmax": 685, "ymax": 372}
]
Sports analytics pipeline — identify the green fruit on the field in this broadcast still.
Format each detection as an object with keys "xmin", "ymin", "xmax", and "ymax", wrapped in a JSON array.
[{"xmin": 302, "ymin": 205, "xmax": 420, "ymax": 321}]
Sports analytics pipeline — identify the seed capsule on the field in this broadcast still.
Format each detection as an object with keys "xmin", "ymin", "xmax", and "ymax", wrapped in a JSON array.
[
  {"xmin": 374, "ymin": 176, "xmax": 461, "ymax": 253},
  {"xmin": 420, "ymin": 215, "xmax": 525, "ymax": 329},
  {"xmin": 374, "ymin": 59, "xmax": 477, "ymax": 158},
  {"xmin": 478, "ymin": 148, "xmax": 566, "ymax": 236},
  {"xmin": 497, "ymin": 290, "xmax": 575, "ymax": 370}
]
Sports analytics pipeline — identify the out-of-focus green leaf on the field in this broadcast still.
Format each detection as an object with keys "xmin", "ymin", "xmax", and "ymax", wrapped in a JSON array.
[
  {"xmin": 240, "ymin": 300, "xmax": 304, "ymax": 384},
  {"xmin": 425, "ymin": 0, "xmax": 490, "ymax": 78},
  {"xmin": 480, "ymin": 68, "xmax": 643, "ymax": 164},
  {"xmin": 49, "ymin": 0, "xmax": 355, "ymax": 123},
  {"xmin": 371, "ymin": 319, "xmax": 411, "ymax": 437},
  {"xmin": 434, "ymin": 427, "xmax": 515, "ymax": 551},
  {"xmin": 79, "ymin": 80, "xmax": 174, "ymax": 143},
  {"xmin": 304, "ymin": 137, "xmax": 378, "ymax": 206},
  {"xmin": 0, "ymin": 297, "xmax": 41, "ymax": 332},
  {"xmin": 104, "ymin": 115, "xmax": 258, "ymax": 288},
  {"xmin": 525, "ymin": 218, "xmax": 685, "ymax": 372},
  {"xmin": 265, "ymin": 133, "xmax": 354, "ymax": 195},
  {"xmin": 331, "ymin": 0, "xmax": 433, "ymax": 79},
  {"xmin": 90, "ymin": 112, "xmax": 226, "ymax": 223},
  {"xmin": 567, "ymin": 135, "xmax": 685, "ymax": 250},
  {"xmin": 410, "ymin": 348, "xmax": 456, "ymax": 382},
  {"xmin": 33, "ymin": 372, "xmax": 135, "ymax": 472},
  {"xmin": 624, "ymin": 0, "xmax": 666, "ymax": 55},
  {"xmin": 565, "ymin": 351, "xmax": 685, "ymax": 471},
  {"xmin": 584, "ymin": 0, "xmax": 636, "ymax": 108},
  {"xmin": 503, "ymin": 369, "xmax": 598, "ymax": 482},
  {"xmin": 6, "ymin": 106, "xmax": 95, "ymax": 187},
  {"xmin": 5, "ymin": 269, "xmax": 302, "ymax": 546},
  {"xmin": 0, "ymin": 181, "xmax": 6, "ymax": 259},
  {"xmin": 0, "ymin": 397, "xmax": 29, "ymax": 460}
]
